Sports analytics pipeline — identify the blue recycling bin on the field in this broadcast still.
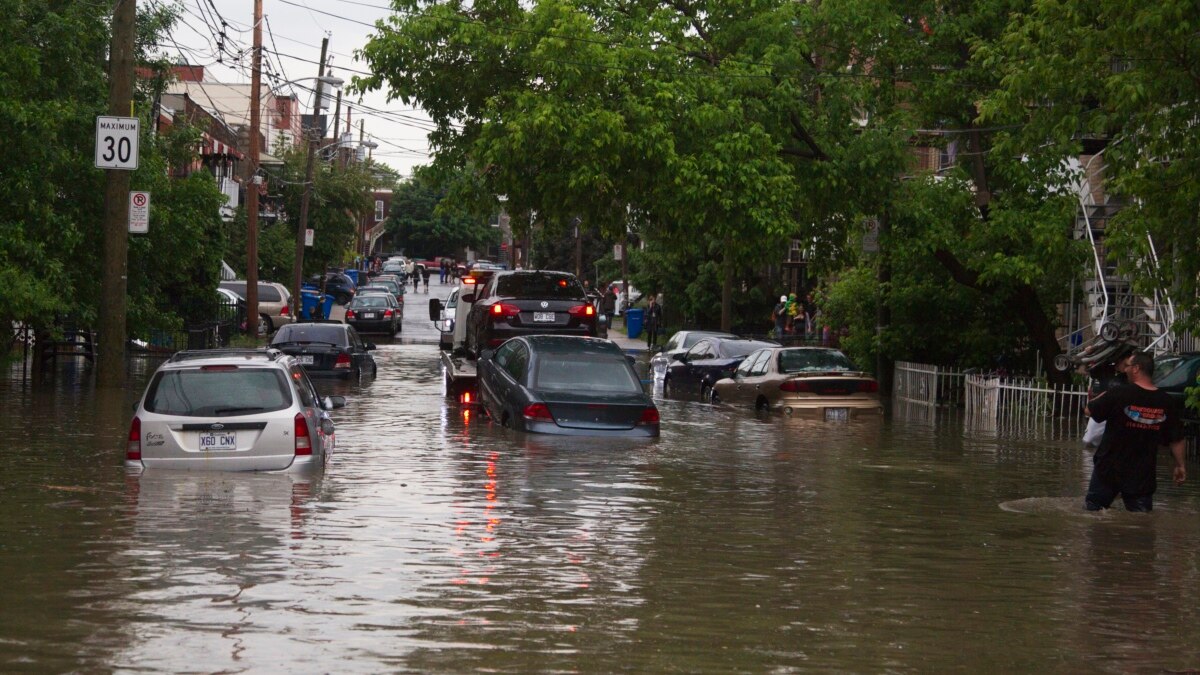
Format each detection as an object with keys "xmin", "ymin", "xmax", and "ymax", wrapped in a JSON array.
[
  {"xmin": 344, "ymin": 269, "xmax": 360, "ymax": 286},
  {"xmin": 321, "ymin": 294, "xmax": 334, "ymax": 319},
  {"xmin": 300, "ymin": 290, "xmax": 322, "ymax": 320},
  {"xmin": 625, "ymin": 308, "xmax": 644, "ymax": 339}
]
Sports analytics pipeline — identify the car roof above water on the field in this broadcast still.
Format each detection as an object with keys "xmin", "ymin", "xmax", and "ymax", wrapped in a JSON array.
[
  {"xmin": 520, "ymin": 335, "xmax": 624, "ymax": 354},
  {"xmin": 166, "ymin": 349, "xmax": 287, "ymax": 368}
]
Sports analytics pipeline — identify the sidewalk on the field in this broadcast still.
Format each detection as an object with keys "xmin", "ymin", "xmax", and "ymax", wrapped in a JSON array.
[{"xmin": 604, "ymin": 316, "xmax": 653, "ymax": 354}]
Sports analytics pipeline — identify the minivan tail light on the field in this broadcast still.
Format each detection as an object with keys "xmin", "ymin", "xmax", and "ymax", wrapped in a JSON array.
[
  {"xmin": 294, "ymin": 413, "xmax": 312, "ymax": 455},
  {"xmin": 334, "ymin": 353, "xmax": 352, "ymax": 369},
  {"xmin": 522, "ymin": 403, "xmax": 554, "ymax": 421},
  {"xmin": 638, "ymin": 407, "xmax": 660, "ymax": 425},
  {"xmin": 491, "ymin": 303, "xmax": 521, "ymax": 319},
  {"xmin": 126, "ymin": 416, "xmax": 142, "ymax": 460},
  {"xmin": 567, "ymin": 304, "xmax": 595, "ymax": 317},
  {"xmin": 281, "ymin": 304, "xmax": 289, "ymax": 316}
]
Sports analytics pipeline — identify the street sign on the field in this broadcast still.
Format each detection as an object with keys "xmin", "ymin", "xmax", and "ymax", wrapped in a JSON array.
[
  {"xmin": 305, "ymin": 229, "xmax": 314, "ymax": 247},
  {"xmin": 95, "ymin": 116, "xmax": 140, "ymax": 170},
  {"xmin": 613, "ymin": 244, "xmax": 623, "ymax": 261},
  {"xmin": 128, "ymin": 191, "xmax": 150, "ymax": 234}
]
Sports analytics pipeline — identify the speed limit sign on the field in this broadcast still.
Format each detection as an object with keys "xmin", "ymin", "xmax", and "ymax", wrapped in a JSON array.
[{"xmin": 95, "ymin": 116, "xmax": 140, "ymax": 170}]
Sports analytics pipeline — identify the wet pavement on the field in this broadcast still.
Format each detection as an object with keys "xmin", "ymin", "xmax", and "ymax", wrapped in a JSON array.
[{"xmin": 2, "ymin": 309, "xmax": 1200, "ymax": 672}]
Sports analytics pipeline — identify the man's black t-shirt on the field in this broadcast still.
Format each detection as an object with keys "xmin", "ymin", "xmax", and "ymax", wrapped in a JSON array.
[{"xmin": 1089, "ymin": 384, "xmax": 1184, "ymax": 495}]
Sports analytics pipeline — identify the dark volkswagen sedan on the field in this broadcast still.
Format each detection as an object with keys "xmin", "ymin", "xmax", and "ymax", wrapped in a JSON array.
[
  {"xmin": 478, "ymin": 335, "xmax": 659, "ymax": 437},
  {"xmin": 269, "ymin": 322, "xmax": 377, "ymax": 379},
  {"xmin": 664, "ymin": 336, "xmax": 777, "ymax": 400},
  {"xmin": 465, "ymin": 271, "xmax": 599, "ymax": 356}
]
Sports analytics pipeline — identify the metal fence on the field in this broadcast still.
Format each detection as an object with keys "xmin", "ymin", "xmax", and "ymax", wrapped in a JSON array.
[
  {"xmin": 963, "ymin": 374, "xmax": 1089, "ymax": 436},
  {"xmin": 893, "ymin": 361, "xmax": 969, "ymax": 408}
]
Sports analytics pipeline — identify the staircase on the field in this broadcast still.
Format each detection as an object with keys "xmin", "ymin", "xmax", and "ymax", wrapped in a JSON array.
[{"xmin": 1073, "ymin": 185, "xmax": 1175, "ymax": 354}]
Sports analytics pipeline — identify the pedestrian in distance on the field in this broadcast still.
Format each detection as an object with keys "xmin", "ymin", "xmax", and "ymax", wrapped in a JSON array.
[
  {"xmin": 422, "ymin": 265, "xmax": 432, "ymax": 292},
  {"xmin": 644, "ymin": 294, "xmax": 663, "ymax": 349},
  {"xmin": 439, "ymin": 259, "xmax": 448, "ymax": 284},
  {"xmin": 1084, "ymin": 350, "xmax": 1187, "ymax": 512},
  {"xmin": 600, "ymin": 286, "xmax": 617, "ymax": 336},
  {"xmin": 772, "ymin": 295, "xmax": 788, "ymax": 339}
]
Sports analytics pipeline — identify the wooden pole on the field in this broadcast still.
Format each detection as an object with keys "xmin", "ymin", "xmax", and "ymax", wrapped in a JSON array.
[
  {"xmin": 245, "ymin": 0, "xmax": 263, "ymax": 336},
  {"xmin": 292, "ymin": 38, "xmax": 330, "ymax": 317},
  {"xmin": 98, "ymin": 0, "xmax": 136, "ymax": 388}
]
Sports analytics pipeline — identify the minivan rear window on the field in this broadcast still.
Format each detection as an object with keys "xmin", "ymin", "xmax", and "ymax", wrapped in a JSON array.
[
  {"xmin": 144, "ymin": 368, "xmax": 292, "ymax": 416},
  {"xmin": 496, "ymin": 273, "xmax": 585, "ymax": 299},
  {"xmin": 220, "ymin": 282, "xmax": 282, "ymax": 303}
]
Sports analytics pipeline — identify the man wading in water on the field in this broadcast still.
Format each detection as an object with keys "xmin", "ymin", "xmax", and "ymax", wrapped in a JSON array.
[{"xmin": 1085, "ymin": 351, "xmax": 1188, "ymax": 511}]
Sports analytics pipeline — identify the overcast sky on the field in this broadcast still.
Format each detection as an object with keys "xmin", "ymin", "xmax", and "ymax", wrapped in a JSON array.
[{"xmin": 166, "ymin": 0, "xmax": 433, "ymax": 178}]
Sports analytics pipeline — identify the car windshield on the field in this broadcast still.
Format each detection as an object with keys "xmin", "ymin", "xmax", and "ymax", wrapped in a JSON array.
[
  {"xmin": 496, "ymin": 273, "xmax": 585, "ymax": 299},
  {"xmin": 682, "ymin": 333, "xmax": 725, "ymax": 349},
  {"xmin": 534, "ymin": 355, "xmax": 642, "ymax": 394},
  {"xmin": 1153, "ymin": 355, "xmax": 1186, "ymax": 381},
  {"xmin": 778, "ymin": 349, "xmax": 856, "ymax": 373},
  {"xmin": 351, "ymin": 297, "xmax": 389, "ymax": 308},
  {"xmin": 272, "ymin": 324, "xmax": 349, "ymax": 346},
  {"xmin": 144, "ymin": 367, "xmax": 291, "ymax": 417}
]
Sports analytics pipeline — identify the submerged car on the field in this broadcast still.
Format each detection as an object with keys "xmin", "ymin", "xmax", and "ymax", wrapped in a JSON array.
[
  {"xmin": 478, "ymin": 335, "xmax": 659, "ymax": 437},
  {"xmin": 344, "ymin": 294, "xmax": 401, "ymax": 335},
  {"xmin": 649, "ymin": 330, "xmax": 737, "ymax": 379},
  {"xmin": 126, "ymin": 348, "xmax": 345, "ymax": 472},
  {"xmin": 663, "ymin": 336, "xmax": 777, "ymax": 400},
  {"xmin": 711, "ymin": 346, "xmax": 883, "ymax": 420},
  {"xmin": 269, "ymin": 322, "xmax": 377, "ymax": 378}
]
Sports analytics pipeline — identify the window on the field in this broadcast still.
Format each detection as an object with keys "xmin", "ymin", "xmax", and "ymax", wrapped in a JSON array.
[
  {"xmin": 504, "ymin": 344, "xmax": 529, "ymax": 381},
  {"xmin": 272, "ymin": 324, "xmax": 350, "ymax": 347},
  {"xmin": 493, "ymin": 341, "xmax": 517, "ymax": 369},
  {"xmin": 144, "ymin": 367, "xmax": 292, "ymax": 417},
  {"xmin": 375, "ymin": 200, "xmax": 385, "ymax": 222},
  {"xmin": 778, "ymin": 349, "xmax": 855, "ymax": 373},
  {"xmin": 535, "ymin": 354, "xmax": 641, "ymax": 393},
  {"xmin": 686, "ymin": 341, "xmax": 712, "ymax": 361},
  {"xmin": 751, "ymin": 351, "xmax": 772, "ymax": 375},
  {"xmin": 736, "ymin": 350, "xmax": 762, "ymax": 377},
  {"xmin": 290, "ymin": 366, "xmax": 316, "ymax": 408},
  {"xmin": 721, "ymin": 341, "xmax": 771, "ymax": 359},
  {"xmin": 495, "ymin": 273, "xmax": 585, "ymax": 300}
]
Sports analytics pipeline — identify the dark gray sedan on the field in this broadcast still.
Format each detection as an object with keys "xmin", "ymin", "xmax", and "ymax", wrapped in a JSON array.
[{"xmin": 478, "ymin": 335, "xmax": 659, "ymax": 437}]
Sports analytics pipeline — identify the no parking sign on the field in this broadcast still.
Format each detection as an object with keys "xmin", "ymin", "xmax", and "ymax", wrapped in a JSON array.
[{"xmin": 129, "ymin": 191, "xmax": 150, "ymax": 234}]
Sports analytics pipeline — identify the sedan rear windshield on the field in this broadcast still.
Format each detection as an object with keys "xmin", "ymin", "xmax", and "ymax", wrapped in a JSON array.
[
  {"xmin": 351, "ymin": 296, "xmax": 390, "ymax": 308},
  {"xmin": 496, "ymin": 274, "xmax": 585, "ymax": 300},
  {"xmin": 779, "ymin": 349, "xmax": 855, "ymax": 373},
  {"xmin": 272, "ymin": 324, "xmax": 350, "ymax": 346},
  {"xmin": 722, "ymin": 341, "xmax": 775, "ymax": 358},
  {"xmin": 534, "ymin": 355, "xmax": 642, "ymax": 394},
  {"xmin": 144, "ymin": 368, "xmax": 292, "ymax": 416}
]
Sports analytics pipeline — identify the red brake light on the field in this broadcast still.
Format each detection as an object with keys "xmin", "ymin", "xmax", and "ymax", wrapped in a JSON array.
[
  {"xmin": 522, "ymin": 403, "xmax": 554, "ymax": 421},
  {"xmin": 491, "ymin": 303, "xmax": 520, "ymax": 319},
  {"xmin": 334, "ymin": 353, "xmax": 352, "ymax": 369},
  {"xmin": 638, "ymin": 407, "xmax": 660, "ymax": 425},
  {"xmin": 780, "ymin": 380, "xmax": 813, "ymax": 393},
  {"xmin": 126, "ymin": 416, "xmax": 141, "ymax": 461},
  {"xmin": 345, "ymin": 309, "xmax": 356, "ymax": 319},
  {"xmin": 383, "ymin": 309, "xmax": 393, "ymax": 318},
  {"xmin": 859, "ymin": 380, "xmax": 879, "ymax": 393},
  {"xmin": 281, "ymin": 304, "xmax": 289, "ymax": 316},
  {"xmin": 568, "ymin": 304, "xmax": 595, "ymax": 317},
  {"xmin": 294, "ymin": 412, "xmax": 312, "ymax": 455},
  {"xmin": 201, "ymin": 365, "xmax": 238, "ymax": 371}
]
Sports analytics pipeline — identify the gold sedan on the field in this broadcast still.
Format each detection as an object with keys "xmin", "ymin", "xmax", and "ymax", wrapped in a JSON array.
[{"xmin": 710, "ymin": 347, "xmax": 883, "ymax": 420}]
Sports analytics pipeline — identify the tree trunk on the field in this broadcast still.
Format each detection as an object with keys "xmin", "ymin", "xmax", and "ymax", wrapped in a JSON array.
[{"xmin": 721, "ymin": 234, "xmax": 733, "ymax": 332}]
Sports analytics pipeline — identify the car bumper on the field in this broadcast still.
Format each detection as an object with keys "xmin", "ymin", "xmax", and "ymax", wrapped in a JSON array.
[
  {"xmin": 771, "ymin": 397, "xmax": 883, "ymax": 418},
  {"xmin": 125, "ymin": 453, "xmax": 322, "ymax": 473},
  {"xmin": 521, "ymin": 420, "xmax": 659, "ymax": 438},
  {"xmin": 347, "ymin": 319, "xmax": 395, "ymax": 333}
]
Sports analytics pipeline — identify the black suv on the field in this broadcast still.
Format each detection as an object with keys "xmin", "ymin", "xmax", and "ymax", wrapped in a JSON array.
[
  {"xmin": 311, "ymin": 272, "xmax": 356, "ymax": 305},
  {"xmin": 465, "ymin": 270, "xmax": 599, "ymax": 356}
]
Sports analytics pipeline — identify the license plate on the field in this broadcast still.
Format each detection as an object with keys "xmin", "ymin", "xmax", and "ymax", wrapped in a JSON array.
[
  {"xmin": 534, "ymin": 312, "xmax": 555, "ymax": 322},
  {"xmin": 825, "ymin": 408, "xmax": 849, "ymax": 422},
  {"xmin": 199, "ymin": 431, "xmax": 237, "ymax": 451},
  {"xmin": 361, "ymin": 312, "xmax": 376, "ymax": 319},
  {"xmin": 298, "ymin": 355, "xmax": 314, "ymax": 365}
]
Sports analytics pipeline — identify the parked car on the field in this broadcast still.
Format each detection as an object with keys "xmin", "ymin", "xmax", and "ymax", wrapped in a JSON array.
[
  {"xmin": 125, "ymin": 348, "xmax": 345, "ymax": 472},
  {"xmin": 649, "ymin": 330, "xmax": 737, "ymax": 379},
  {"xmin": 269, "ymin": 322, "xmax": 377, "ymax": 379},
  {"xmin": 1153, "ymin": 352, "xmax": 1200, "ymax": 420},
  {"xmin": 366, "ymin": 278, "xmax": 406, "ymax": 304},
  {"xmin": 317, "ymin": 272, "xmax": 357, "ymax": 305},
  {"xmin": 218, "ymin": 280, "xmax": 294, "ymax": 335},
  {"xmin": 478, "ymin": 335, "xmax": 659, "ymax": 437},
  {"xmin": 344, "ymin": 294, "xmax": 401, "ymax": 335},
  {"xmin": 465, "ymin": 270, "xmax": 599, "ymax": 357},
  {"xmin": 711, "ymin": 347, "xmax": 883, "ymax": 419},
  {"xmin": 381, "ymin": 260, "xmax": 406, "ymax": 277},
  {"xmin": 437, "ymin": 287, "xmax": 459, "ymax": 350},
  {"xmin": 664, "ymin": 336, "xmax": 777, "ymax": 400}
]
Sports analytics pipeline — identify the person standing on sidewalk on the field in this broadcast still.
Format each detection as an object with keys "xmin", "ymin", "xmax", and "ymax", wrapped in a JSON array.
[
  {"xmin": 644, "ymin": 294, "xmax": 663, "ymax": 349},
  {"xmin": 772, "ymin": 295, "xmax": 788, "ymax": 339},
  {"xmin": 1085, "ymin": 350, "xmax": 1187, "ymax": 511},
  {"xmin": 600, "ymin": 286, "xmax": 617, "ymax": 337}
]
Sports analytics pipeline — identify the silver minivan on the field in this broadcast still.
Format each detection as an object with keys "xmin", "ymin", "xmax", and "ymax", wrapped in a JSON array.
[{"xmin": 126, "ymin": 349, "xmax": 345, "ymax": 473}]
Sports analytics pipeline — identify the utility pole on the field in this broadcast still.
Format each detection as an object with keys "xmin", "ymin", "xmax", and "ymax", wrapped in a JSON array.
[
  {"xmin": 98, "ymin": 0, "xmax": 136, "ymax": 388},
  {"xmin": 573, "ymin": 217, "xmax": 582, "ymax": 278},
  {"xmin": 875, "ymin": 208, "xmax": 893, "ymax": 401},
  {"xmin": 292, "ymin": 37, "xmax": 330, "ymax": 317},
  {"xmin": 244, "ymin": 0, "xmax": 263, "ymax": 336}
]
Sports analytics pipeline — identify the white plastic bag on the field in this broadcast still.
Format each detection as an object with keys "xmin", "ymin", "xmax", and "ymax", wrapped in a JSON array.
[{"xmin": 1082, "ymin": 418, "xmax": 1106, "ymax": 447}]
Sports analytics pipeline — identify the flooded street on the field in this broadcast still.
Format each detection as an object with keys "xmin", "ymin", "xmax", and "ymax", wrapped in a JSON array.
[{"xmin": 3, "ymin": 342, "xmax": 1199, "ymax": 673}]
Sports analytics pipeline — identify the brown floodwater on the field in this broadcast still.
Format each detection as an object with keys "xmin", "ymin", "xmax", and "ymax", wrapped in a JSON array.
[{"xmin": 2, "ymin": 345, "xmax": 1198, "ymax": 673}]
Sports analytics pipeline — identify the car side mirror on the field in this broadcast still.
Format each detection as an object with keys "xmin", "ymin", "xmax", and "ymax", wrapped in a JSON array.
[
  {"xmin": 625, "ymin": 354, "xmax": 637, "ymax": 366},
  {"xmin": 365, "ymin": 342, "xmax": 377, "ymax": 351},
  {"xmin": 480, "ymin": 348, "xmax": 495, "ymax": 361},
  {"xmin": 323, "ymin": 395, "xmax": 346, "ymax": 410},
  {"xmin": 428, "ymin": 298, "xmax": 442, "ymax": 321},
  {"xmin": 460, "ymin": 293, "xmax": 475, "ymax": 304},
  {"xmin": 320, "ymin": 418, "xmax": 336, "ymax": 435}
]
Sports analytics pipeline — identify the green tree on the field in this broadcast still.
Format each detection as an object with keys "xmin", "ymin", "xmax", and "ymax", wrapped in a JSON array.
[{"xmin": 386, "ymin": 170, "xmax": 498, "ymax": 259}]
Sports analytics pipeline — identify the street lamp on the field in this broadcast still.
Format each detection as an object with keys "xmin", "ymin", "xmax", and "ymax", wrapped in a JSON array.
[{"xmin": 291, "ymin": 74, "xmax": 346, "ymax": 317}]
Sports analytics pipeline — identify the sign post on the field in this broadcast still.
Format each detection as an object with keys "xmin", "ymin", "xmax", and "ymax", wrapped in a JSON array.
[{"xmin": 128, "ymin": 191, "xmax": 149, "ymax": 233}]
